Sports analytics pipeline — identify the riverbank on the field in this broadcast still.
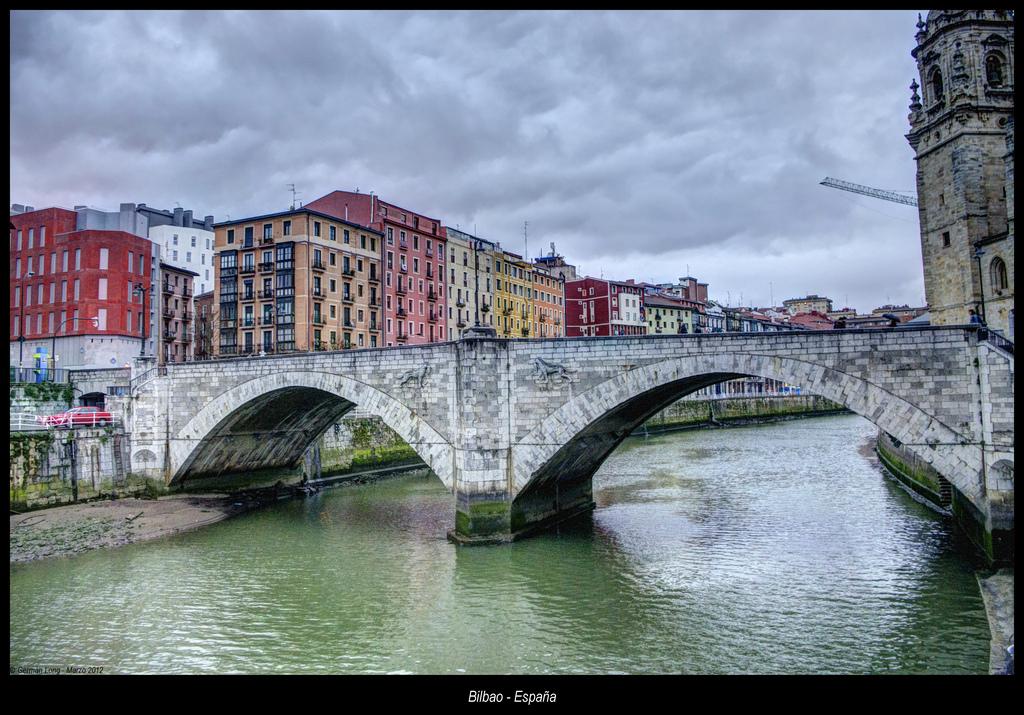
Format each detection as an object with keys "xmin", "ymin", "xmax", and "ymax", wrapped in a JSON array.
[
  {"xmin": 978, "ymin": 569, "xmax": 1014, "ymax": 674},
  {"xmin": 9, "ymin": 494, "xmax": 263, "ymax": 564}
]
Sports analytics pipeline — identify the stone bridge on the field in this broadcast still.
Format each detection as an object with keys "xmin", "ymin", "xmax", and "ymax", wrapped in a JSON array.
[{"xmin": 123, "ymin": 326, "xmax": 1013, "ymax": 561}]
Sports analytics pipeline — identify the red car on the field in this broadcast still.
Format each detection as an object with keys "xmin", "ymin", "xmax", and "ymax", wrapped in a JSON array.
[{"xmin": 37, "ymin": 406, "xmax": 114, "ymax": 428}]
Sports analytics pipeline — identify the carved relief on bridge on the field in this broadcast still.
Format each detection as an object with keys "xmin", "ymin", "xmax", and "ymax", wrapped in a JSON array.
[{"xmin": 531, "ymin": 357, "xmax": 577, "ymax": 388}]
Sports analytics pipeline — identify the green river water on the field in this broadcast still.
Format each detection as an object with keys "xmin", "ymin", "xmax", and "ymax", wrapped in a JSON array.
[{"xmin": 9, "ymin": 414, "xmax": 991, "ymax": 674}]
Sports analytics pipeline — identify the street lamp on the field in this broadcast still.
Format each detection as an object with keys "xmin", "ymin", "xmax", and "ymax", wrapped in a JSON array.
[
  {"xmin": 17, "ymin": 270, "xmax": 35, "ymax": 368},
  {"xmin": 973, "ymin": 244, "xmax": 987, "ymax": 326},
  {"xmin": 473, "ymin": 238, "xmax": 481, "ymax": 329},
  {"xmin": 51, "ymin": 315, "xmax": 99, "ymax": 377},
  {"xmin": 133, "ymin": 282, "xmax": 149, "ymax": 356}
]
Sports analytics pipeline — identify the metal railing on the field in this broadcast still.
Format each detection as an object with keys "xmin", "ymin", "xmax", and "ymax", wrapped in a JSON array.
[
  {"xmin": 10, "ymin": 412, "xmax": 48, "ymax": 432},
  {"xmin": 10, "ymin": 367, "xmax": 70, "ymax": 384},
  {"xmin": 979, "ymin": 328, "xmax": 1015, "ymax": 355},
  {"xmin": 129, "ymin": 365, "xmax": 168, "ymax": 393}
]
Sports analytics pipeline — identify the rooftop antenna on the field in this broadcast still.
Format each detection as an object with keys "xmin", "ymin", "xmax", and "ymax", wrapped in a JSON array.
[
  {"xmin": 524, "ymin": 221, "xmax": 528, "ymax": 261},
  {"xmin": 770, "ymin": 281, "xmax": 774, "ymax": 307},
  {"xmin": 287, "ymin": 183, "xmax": 301, "ymax": 211},
  {"xmin": 549, "ymin": 241, "xmax": 556, "ymax": 257}
]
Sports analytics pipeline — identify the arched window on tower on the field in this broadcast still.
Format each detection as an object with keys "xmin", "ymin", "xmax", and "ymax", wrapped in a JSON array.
[
  {"xmin": 986, "ymin": 54, "xmax": 1005, "ymax": 87},
  {"xmin": 930, "ymin": 67, "xmax": 944, "ymax": 101},
  {"xmin": 990, "ymin": 257, "xmax": 1008, "ymax": 292}
]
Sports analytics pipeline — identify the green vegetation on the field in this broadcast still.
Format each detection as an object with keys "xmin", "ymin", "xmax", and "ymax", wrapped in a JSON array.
[{"xmin": 14, "ymin": 381, "xmax": 75, "ymax": 406}]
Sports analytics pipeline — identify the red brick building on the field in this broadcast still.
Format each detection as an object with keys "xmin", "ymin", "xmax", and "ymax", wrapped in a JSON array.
[
  {"xmin": 565, "ymin": 277, "xmax": 647, "ymax": 337},
  {"xmin": 10, "ymin": 207, "xmax": 154, "ymax": 369},
  {"xmin": 304, "ymin": 191, "xmax": 447, "ymax": 345}
]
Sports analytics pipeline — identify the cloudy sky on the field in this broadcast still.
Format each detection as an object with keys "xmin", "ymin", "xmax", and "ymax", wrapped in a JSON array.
[{"xmin": 10, "ymin": 10, "xmax": 928, "ymax": 312}]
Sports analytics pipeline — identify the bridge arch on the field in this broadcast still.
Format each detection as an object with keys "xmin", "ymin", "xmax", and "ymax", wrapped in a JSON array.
[
  {"xmin": 169, "ymin": 370, "xmax": 454, "ymax": 489},
  {"xmin": 510, "ymin": 352, "xmax": 976, "ymax": 530}
]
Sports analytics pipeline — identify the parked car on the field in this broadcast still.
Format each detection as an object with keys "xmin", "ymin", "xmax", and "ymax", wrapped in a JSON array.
[{"xmin": 37, "ymin": 406, "xmax": 114, "ymax": 428}]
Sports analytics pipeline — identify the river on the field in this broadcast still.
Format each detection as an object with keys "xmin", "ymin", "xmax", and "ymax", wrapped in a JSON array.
[{"xmin": 9, "ymin": 414, "xmax": 990, "ymax": 674}]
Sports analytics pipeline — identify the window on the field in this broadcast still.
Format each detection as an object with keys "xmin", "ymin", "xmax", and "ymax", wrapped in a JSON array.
[
  {"xmin": 74, "ymin": 279, "xmax": 80, "ymax": 300},
  {"xmin": 51, "ymin": 253, "xmax": 56, "ymax": 273},
  {"xmin": 173, "ymin": 250, "xmax": 178, "ymax": 261},
  {"xmin": 16, "ymin": 230, "xmax": 21, "ymax": 250},
  {"xmin": 942, "ymin": 231, "xmax": 950, "ymax": 247},
  {"xmin": 187, "ymin": 252, "xmax": 192, "ymax": 262},
  {"xmin": 128, "ymin": 253, "xmax": 134, "ymax": 273},
  {"xmin": 991, "ymin": 257, "xmax": 1008, "ymax": 291},
  {"xmin": 173, "ymin": 234, "xmax": 179, "ymax": 246},
  {"xmin": 127, "ymin": 311, "xmax": 132, "ymax": 332},
  {"xmin": 61, "ymin": 281, "xmax": 67, "ymax": 301},
  {"xmin": 191, "ymin": 236, "xmax": 197, "ymax": 247},
  {"xmin": 49, "ymin": 283, "xmax": 54, "ymax": 303},
  {"xmin": 227, "ymin": 229, "xmax": 235, "ymax": 244},
  {"xmin": 387, "ymin": 227, "xmax": 393, "ymax": 244},
  {"xmin": 99, "ymin": 247, "xmax": 109, "ymax": 269},
  {"xmin": 97, "ymin": 308, "xmax": 107, "ymax": 331},
  {"xmin": 39, "ymin": 227, "xmax": 45, "ymax": 247},
  {"xmin": 244, "ymin": 226, "xmax": 253, "ymax": 247},
  {"xmin": 139, "ymin": 254, "xmax": 145, "ymax": 274},
  {"xmin": 75, "ymin": 248, "xmax": 81, "ymax": 270},
  {"xmin": 986, "ymin": 54, "xmax": 1004, "ymax": 87},
  {"xmin": 314, "ymin": 222, "xmax": 321, "ymax": 237},
  {"xmin": 330, "ymin": 225, "xmax": 336, "ymax": 241},
  {"xmin": 28, "ymin": 228, "xmax": 34, "ymax": 249},
  {"xmin": 343, "ymin": 229, "xmax": 350, "ymax": 243},
  {"xmin": 360, "ymin": 235, "xmax": 366, "ymax": 249},
  {"xmin": 329, "ymin": 252, "xmax": 336, "ymax": 266},
  {"xmin": 98, "ymin": 278, "xmax": 108, "ymax": 299},
  {"xmin": 930, "ymin": 67, "xmax": 943, "ymax": 100}
]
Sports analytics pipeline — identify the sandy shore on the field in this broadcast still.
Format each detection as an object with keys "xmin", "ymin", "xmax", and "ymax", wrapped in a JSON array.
[{"xmin": 9, "ymin": 494, "xmax": 261, "ymax": 565}]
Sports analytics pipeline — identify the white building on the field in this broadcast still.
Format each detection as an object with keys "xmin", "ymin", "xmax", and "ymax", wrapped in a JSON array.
[{"xmin": 137, "ymin": 205, "xmax": 215, "ymax": 294}]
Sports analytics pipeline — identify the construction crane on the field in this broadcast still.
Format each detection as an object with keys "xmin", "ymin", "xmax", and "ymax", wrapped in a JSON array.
[{"xmin": 820, "ymin": 177, "xmax": 918, "ymax": 207}]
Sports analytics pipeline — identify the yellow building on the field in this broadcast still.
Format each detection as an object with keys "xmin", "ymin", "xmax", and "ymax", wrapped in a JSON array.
[{"xmin": 494, "ymin": 251, "xmax": 533, "ymax": 338}]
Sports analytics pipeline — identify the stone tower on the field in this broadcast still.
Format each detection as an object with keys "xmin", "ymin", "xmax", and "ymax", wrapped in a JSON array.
[{"xmin": 906, "ymin": 10, "xmax": 1014, "ymax": 336}]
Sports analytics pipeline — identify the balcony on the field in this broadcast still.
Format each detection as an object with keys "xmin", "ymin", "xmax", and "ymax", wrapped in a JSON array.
[
  {"xmin": 428, "ymin": 311, "xmax": 438, "ymax": 322},
  {"xmin": 520, "ymin": 327, "xmax": 529, "ymax": 337},
  {"xmin": 162, "ymin": 283, "xmax": 174, "ymax": 295},
  {"xmin": 259, "ymin": 289, "xmax": 275, "ymax": 300},
  {"xmin": 162, "ymin": 306, "xmax": 175, "ymax": 318},
  {"xmin": 180, "ymin": 333, "xmax": 193, "ymax": 344},
  {"xmin": 425, "ymin": 247, "xmax": 434, "ymax": 258},
  {"xmin": 183, "ymin": 287, "xmax": 193, "ymax": 297},
  {"xmin": 182, "ymin": 311, "xmax": 193, "ymax": 322},
  {"xmin": 539, "ymin": 314, "xmax": 547, "ymax": 322},
  {"xmin": 554, "ymin": 317, "xmax": 561, "ymax": 325},
  {"xmin": 396, "ymin": 332, "xmax": 408, "ymax": 343},
  {"xmin": 502, "ymin": 307, "xmax": 513, "ymax": 316},
  {"xmin": 343, "ymin": 320, "xmax": 355, "ymax": 329},
  {"xmin": 241, "ymin": 318, "xmax": 256, "ymax": 328},
  {"xmin": 259, "ymin": 261, "xmax": 274, "ymax": 273},
  {"xmin": 481, "ymin": 303, "xmax": 490, "ymax": 313},
  {"xmin": 457, "ymin": 320, "xmax": 466, "ymax": 329},
  {"xmin": 456, "ymin": 299, "xmax": 466, "ymax": 308},
  {"xmin": 425, "ymin": 270, "xmax": 433, "ymax": 280},
  {"xmin": 220, "ymin": 319, "xmax": 236, "ymax": 329},
  {"xmin": 399, "ymin": 239, "xmax": 408, "ymax": 249},
  {"xmin": 342, "ymin": 266, "xmax": 356, "ymax": 277},
  {"xmin": 259, "ymin": 315, "xmax": 274, "ymax": 325},
  {"xmin": 311, "ymin": 260, "xmax": 325, "ymax": 272},
  {"xmin": 396, "ymin": 285, "xmax": 407, "ymax": 296},
  {"xmin": 312, "ymin": 315, "xmax": 326, "ymax": 326},
  {"xmin": 241, "ymin": 291, "xmax": 256, "ymax": 302},
  {"xmin": 240, "ymin": 264, "xmax": 256, "ymax": 275},
  {"xmin": 427, "ymin": 290, "xmax": 437, "ymax": 302},
  {"xmin": 162, "ymin": 330, "xmax": 177, "ymax": 340},
  {"xmin": 396, "ymin": 307, "xmax": 407, "ymax": 318},
  {"xmin": 399, "ymin": 264, "xmax": 408, "ymax": 274},
  {"xmin": 312, "ymin": 288, "xmax": 323, "ymax": 298},
  {"xmin": 219, "ymin": 345, "xmax": 238, "ymax": 356},
  {"xmin": 368, "ymin": 272, "xmax": 380, "ymax": 283},
  {"xmin": 261, "ymin": 235, "xmax": 274, "ymax": 244},
  {"xmin": 343, "ymin": 294, "xmax": 354, "ymax": 304},
  {"xmin": 369, "ymin": 322, "xmax": 378, "ymax": 332}
]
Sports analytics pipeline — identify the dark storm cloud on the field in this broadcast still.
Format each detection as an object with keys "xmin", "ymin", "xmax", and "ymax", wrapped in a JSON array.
[{"xmin": 10, "ymin": 9, "xmax": 926, "ymax": 311}]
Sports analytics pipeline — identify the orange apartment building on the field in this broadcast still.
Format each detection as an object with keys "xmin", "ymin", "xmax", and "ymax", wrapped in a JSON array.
[
  {"xmin": 159, "ymin": 262, "xmax": 198, "ymax": 364},
  {"xmin": 212, "ymin": 208, "xmax": 383, "ymax": 355},
  {"xmin": 530, "ymin": 268, "xmax": 565, "ymax": 338}
]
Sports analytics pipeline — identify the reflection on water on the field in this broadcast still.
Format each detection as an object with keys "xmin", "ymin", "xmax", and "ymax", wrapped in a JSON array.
[{"xmin": 9, "ymin": 414, "xmax": 989, "ymax": 674}]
